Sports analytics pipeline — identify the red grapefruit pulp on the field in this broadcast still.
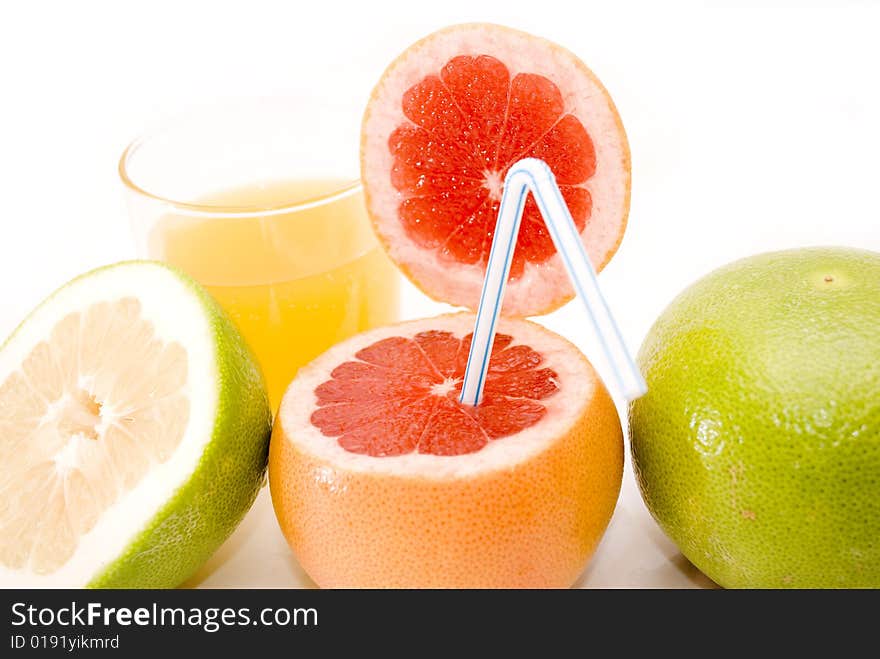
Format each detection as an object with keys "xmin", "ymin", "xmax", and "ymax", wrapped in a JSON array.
[
  {"xmin": 391, "ymin": 55, "xmax": 595, "ymax": 278},
  {"xmin": 310, "ymin": 330, "xmax": 558, "ymax": 457},
  {"xmin": 362, "ymin": 23, "xmax": 630, "ymax": 316}
]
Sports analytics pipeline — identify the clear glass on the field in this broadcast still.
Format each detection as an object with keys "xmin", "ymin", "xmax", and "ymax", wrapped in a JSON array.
[{"xmin": 120, "ymin": 98, "xmax": 401, "ymax": 411}]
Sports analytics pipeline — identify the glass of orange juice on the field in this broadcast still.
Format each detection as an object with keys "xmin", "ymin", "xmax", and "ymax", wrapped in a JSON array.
[{"xmin": 120, "ymin": 99, "xmax": 401, "ymax": 411}]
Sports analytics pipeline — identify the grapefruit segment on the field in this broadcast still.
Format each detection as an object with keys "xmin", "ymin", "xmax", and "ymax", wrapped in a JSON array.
[
  {"xmin": 269, "ymin": 313, "xmax": 624, "ymax": 588},
  {"xmin": 362, "ymin": 23, "xmax": 630, "ymax": 315}
]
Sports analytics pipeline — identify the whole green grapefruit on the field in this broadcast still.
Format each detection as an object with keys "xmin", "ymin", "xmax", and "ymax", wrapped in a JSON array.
[{"xmin": 630, "ymin": 247, "xmax": 880, "ymax": 588}]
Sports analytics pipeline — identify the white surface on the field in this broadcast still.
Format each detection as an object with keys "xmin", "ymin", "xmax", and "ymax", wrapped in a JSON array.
[{"xmin": 2, "ymin": 1, "xmax": 879, "ymax": 588}]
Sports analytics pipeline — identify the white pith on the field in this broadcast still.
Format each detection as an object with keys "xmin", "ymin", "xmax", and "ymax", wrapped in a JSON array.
[
  {"xmin": 279, "ymin": 313, "xmax": 598, "ymax": 479},
  {"xmin": 362, "ymin": 24, "xmax": 630, "ymax": 316},
  {"xmin": 0, "ymin": 263, "xmax": 218, "ymax": 587}
]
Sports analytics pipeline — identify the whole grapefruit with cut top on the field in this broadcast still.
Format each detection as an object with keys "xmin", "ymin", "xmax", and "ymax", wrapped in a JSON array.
[
  {"xmin": 630, "ymin": 247, "xmax": 880, "ymax": 588},
  {"xmin": 269, "ymin": 313, "xmax": 623, "ymax": 588},
  {"xmin": 361, "ymin": 23, "xmax": 630, "ymax": 316}
]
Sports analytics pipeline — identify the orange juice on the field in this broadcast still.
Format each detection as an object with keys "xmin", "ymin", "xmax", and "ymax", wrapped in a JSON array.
[{"xmin": 149, "ymin": 180, "xmax": 400, "ymax": 410}]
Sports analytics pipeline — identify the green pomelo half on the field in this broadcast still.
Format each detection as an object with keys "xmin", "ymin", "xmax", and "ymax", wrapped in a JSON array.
[
  {"xmin": 0, "ymin": 261, "xmax": 271, "ymax": 588},
  {"xmin": 630, "ymin": 247, "xmax": 880, "ymax": 588}
]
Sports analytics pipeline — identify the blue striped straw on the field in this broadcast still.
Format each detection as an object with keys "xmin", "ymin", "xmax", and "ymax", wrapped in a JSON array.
[{"xmin": 459, "ymin": 157, "xmax": 647, "ymax": 406}]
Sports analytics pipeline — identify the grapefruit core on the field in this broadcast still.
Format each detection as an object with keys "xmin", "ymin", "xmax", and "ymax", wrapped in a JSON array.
[
  {"xmin": 361, "ymin": 23, "xmax": 631, "ymax": 316},
  {"xmin": 269, "ymin": 314, "xmax": 623, "ymax": 588}
]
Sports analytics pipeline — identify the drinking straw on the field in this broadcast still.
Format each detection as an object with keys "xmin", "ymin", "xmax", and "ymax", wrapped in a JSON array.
[{"xmin": 459, "ymin": 158, "xmax": 647, "ymax": 406}]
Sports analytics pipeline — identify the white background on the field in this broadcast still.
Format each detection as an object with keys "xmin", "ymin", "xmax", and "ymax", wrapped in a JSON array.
[{"xmin": 1, "ymin": 1, "xmax": 878, "ymax": 587}]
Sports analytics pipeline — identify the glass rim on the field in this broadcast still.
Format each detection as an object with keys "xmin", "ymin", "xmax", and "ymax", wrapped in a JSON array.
[{"xmin": 118, "ymin": 133, "xmax": 362, "ymax": 219}]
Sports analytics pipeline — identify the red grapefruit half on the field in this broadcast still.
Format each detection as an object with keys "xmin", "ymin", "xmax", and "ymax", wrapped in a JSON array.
[
  {"xmin": 269, "ymin": 313, "xmax": 623, "ymax": 588},
  {"xmin": 361, "ymin": 23, "xmax": 631, "ymax": 316}
]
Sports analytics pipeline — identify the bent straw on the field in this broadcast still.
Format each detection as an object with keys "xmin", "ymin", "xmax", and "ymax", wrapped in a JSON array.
[{"xmin": 459, "ymin": 157, "xmax": 647, "ymax": 406}]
